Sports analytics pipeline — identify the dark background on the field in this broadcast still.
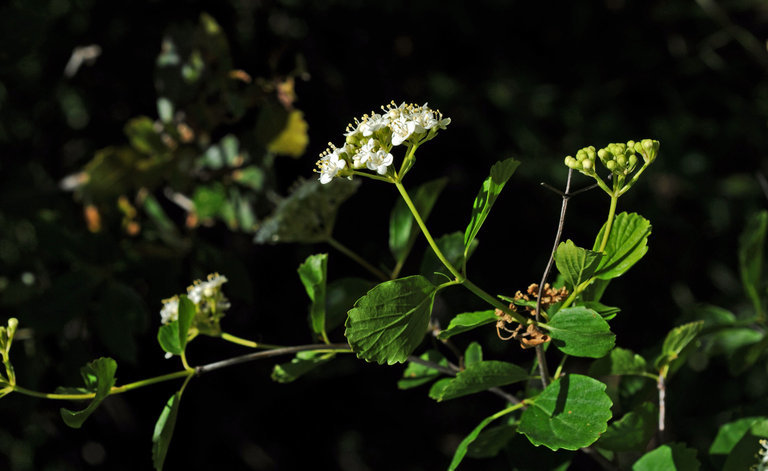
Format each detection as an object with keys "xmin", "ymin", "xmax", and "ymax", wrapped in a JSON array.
[{"xmin": 1, "ymin": 0, "xmax": 767, "ymax": 469}]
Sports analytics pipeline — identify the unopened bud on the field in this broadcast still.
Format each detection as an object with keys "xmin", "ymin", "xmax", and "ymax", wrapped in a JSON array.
[{"xmin": 605, "ymin": 160, "xmax": 616, "ymax": 171}]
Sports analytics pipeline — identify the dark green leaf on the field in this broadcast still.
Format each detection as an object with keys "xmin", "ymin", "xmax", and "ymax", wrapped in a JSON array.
[
  {"xmin": 632, "ymin": 443, "xmax": 700, "ymax": 471},
  {"xmin": 60, "ymin": 357, "xmax": 117, "ymax": 429},
  {"xmin": 152, "ymin": 391, "xmax": 182, "ymax": 471},
  {"xmin": 345, "ymin": 275, "xmax": 437, "ymax": 364},
  {"xmin": 430, "ymin": 360, "xmax": 528, "ymax": 402},
  {"xmin": 518, "ymin": 374, "xmax": 612, "ymax": 450},
  {"xmin": 597, "ymin": 402, "xmax": 657, "ymax": 452},
  {"xmin": 655, "ymin": 321, "xmax": 704, "ymax": 369},
  {"xmin": 438, "ymin": 310, "xmax": 497, "ymax": 340},
  {"xmin": 466, "ymin": 424, "xmax": 517, "ymax": 459},
  {"xmin": 271, "ymin": 351, "xmax": 336, "ymax": 383},
  {"xmin": 398, "ymin": 350, "xmax": 448, "ymax": 389},
  {"xmin": 448, "ymin": 406, "xmax": 518, "ymax": 471},
  {"xmin": 254, "ymin": 178, "xmax": 360, "ymax": 244},
  {"xmin": 157, "ymin": 295, "xmax": 195, "ymax": 357},
  {"xmin": 709, "ymin": 417, "xmax": 768, "ymax": 471},
  {"xmin": 545, "ymin": 307, "xmax": 615, "ymax": 358},
  {"xmin": 421, "ymin": 232, "xmax": 478, "ymax": 283},
  {"xmin": 581, "ymin": 278, "xmax": 611, "ymax": 303},
  {"xmin": 389, "ymin": 178, "xmax": 448, "ymax": 264},
  {"xmin": 464, "ymin": 342, "xmax": 483, "ymax": 366},
  {"xmin": 326, "ymin": 277, "xmax": 374, "ymax": 332},
  {"xmin": 298, "ymin": 253, "xmax": 328, "ymax": 340},
  {"xmin": 593, "ymin": 212, "xmax": 652, "ymax": 280},
  {"xmin": 589, "ymin": 347, "xmax": 648, "ymax": 377},
  {"xmin": 580, "ymin": 301, "xmax": 621, "ymax": 320},
  {"xmin": 463, "ymin": 158, "xmax": 520, "ymax": 253},
  {"xmin": 555, "ymin": 240, "xmax": 604, "ymax": 289},
  {"xmin": 739, "ymin": 211, "xmax": 768, "ymax": 315}
]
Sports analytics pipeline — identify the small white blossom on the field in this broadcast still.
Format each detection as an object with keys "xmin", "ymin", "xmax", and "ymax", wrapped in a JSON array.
[
  {"xmin": 316, "ymin": 147, "xmax": 347, "ymax": 184},
  {"xmin": 160, "ymin": 296, "xmax": 179, "ymax": 325},
  {"xmin": 360, "ymin": 113, "xmax": 388, "ymax": 136},
  {"xmin": 366, "ymin": 149, "xmax": 394, "ymax": 175},
  {"xmin": 754, "ymin": 439, "xmax": 768, "ymax": 471},
  {"xmin": 390, "ymin": 115, "xmax": 417, "ymax": 146}
]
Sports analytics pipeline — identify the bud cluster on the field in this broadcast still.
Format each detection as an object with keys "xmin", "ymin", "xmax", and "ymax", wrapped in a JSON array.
[
  {"xmin": 564, "ymin": 139, "xmax": 660, "ymax": 195},
  {"xmin": 160, "ymin": 273, "xmax": 231, "ymax": 336},
  {"xmin": 315, "ymin": 102, "xmax": 450, "ymax": 184}
]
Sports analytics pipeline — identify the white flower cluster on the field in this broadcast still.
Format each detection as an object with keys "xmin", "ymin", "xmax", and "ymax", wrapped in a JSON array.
[
  {"xmin": 159, "ymin": 273, "xmax": 230, "ymax": 325},
  {"xmin": 754, "ymin": 439, "xmax": 768, "ymax": 471},
  {"xmin": 315, "ymin": 102, "xmax": 450, "ymax": 184}
]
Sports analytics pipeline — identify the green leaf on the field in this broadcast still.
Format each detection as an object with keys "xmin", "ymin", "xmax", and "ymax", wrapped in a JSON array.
[
  {"xmin": 448, "ymin": 406, "xmax": 518, "ymax": 471},
  {"xmin": 60, "ymin": 357, "xmax": 118, "ymax": 429},
  {"xmin": 597, "ymin": 402, "xmax": 657, "ymax": 452},
  {"xmin": 589, "ymin": 347, "xmax": 648, "ymax": 377},
  {"xmin": 581, "ymin": 301, "xmax": 621, "ymax": 320},
  {"xmin": 581, "ymin": 278, "xmax": 611, "ymax": 303},
  {"xmin": 593, "ymin": 212, "xmax": 652, "ymax": 280},
  {"xmin": 152, "ymin": 391, "xmax": 182, "ymax": 471},
  {"xmin": 710, "ymin": 417, "xmax": 768, "ymax": 455},
  {"xmin": 518, "ymin": 374, "xmax": 612, "ymax": 450},
  {"xmin": 429, "ymin": 360, "xmax": 528, "ymax": 402},
  {"xmin": 655, "ymin": 321, "xmax": 704, "ymax": 369},
  {"xmin": 466, "ymin": 424, "xmax": 517, "ymax": 459},
  {"xmin": 398, "ymin": 350, "xmax": 448, "ymax": 389},
  {"xmin": 709, "ymin": 417, "xmax": 768, "ymax": 471},
  {"xmin": 544, "ymin": 307, "xmax": 615, "ymax": 358},
  {"xmin": 421, "ymin": 232, "xmax": 479, "ymax": 283},
  {"xmin": 438, "ymin": 310, "xmax": 497, "ymax": 340},
  {"xmin": 233, "ymin": 166, "xmax": 266, "ymax": 191},
  {"xmin": 193, "ymin": 183, "xmax": 227, "ymax": 221},
  {"xmin": 157, "ymin": 295, "xmax": 195, "ymax": 356},
  {"xmin": 739, "ymin": 211, "xmax": 768, "ymax": 315},
  {"xmin": 298, "ymin": 254, "xmax": 328, "ymax": 341},
  {"xmin": 464, "ymin": 342, "xmax": 483, "ymax": 366},
  {"xmin": 254, "ymin": 178, "xmax": 360, "ymax": 244},
  {"xmin": 326, "ymin": 277, "xmax": 374, "ymax": 332},
  {"xmin": 728, "ymin": 333, "xmax": 768, "ymax": 375},
  {"xmin": 271, "ymin": 351, "xmax": 336, "ymax": 383},
  {"xmin": 463, "ymin": 158, "xmax": 520, "ymax": 253},
  {"xmin": 389, "ymin": 178, "xmax": 448, "ymax": 264},
  {"xmin": 555, "ymin": 240, "xmax": 604, "ymax": 289},
  {"xmin": 345, "ymin": 275, "xmax": 437, "ymax": 364},
  {"xmin": 632, "ymin": 443, "xmax": 700, "ymax": 471}
]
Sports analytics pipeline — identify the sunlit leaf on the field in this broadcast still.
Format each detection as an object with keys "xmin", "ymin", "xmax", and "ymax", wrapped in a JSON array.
[
  {"xmin": 438, "ymin": 310, "xmax": 497, "ymax": 340},
  {"xmin": 60, "ymin": 357, "xmax": 117, "ymax": 429},
  {"xmin": 632, "ymin": 443, "xmax": 700, "ymax": 471},
  {"xmin": 555, "ymin": 240, "xmax": 603, "ymax": 289},
  {"xmin": 267, "ymin": 110, "xmax": 309, "ymax": 158},
  {"xmin": 298, "ymin": 253, "xmax": 328, "ymax": 341},
  {"xmin": 463, "ymin": 158, "xmax": 520, "ymax": 254},
  {"xmin": 464, "ymin": 342, "xmax": 483, "ymax": 367},
  {"xmin": 429, "ymin": 360, "xmax": 528, "ymax": 402},
  {"xmin": 518, "ymin": 374, "xmax": 612, "ymax": 450},
  {"xmin": 655, "ymin": 321, "xmax": 704, "ymax": 369},
  {"xmin": 589, "ymin": 347, "xmax": 648, "ymax": 377},
  {"xmin": 544, "ymin": 307, "xmax": 615, "ymax": 358},
  {"xmin": 593, "ymin": 212, "xmax": 651, "ymax": 280},
  {"xmin": 152, "ymin": 391, "xmax": 182, "ymax": 471}
]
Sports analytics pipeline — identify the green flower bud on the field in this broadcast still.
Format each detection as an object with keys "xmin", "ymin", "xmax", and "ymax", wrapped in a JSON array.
[
  {"xmin": 582, "ymin": 159, "xmax": 593, "ymax": 171},
  {"xmin": 629, "ymin": 153, "xmax": 638, "ymax": 168},
  {"xmin": 605, "ymin": 160, "xmax": 616, "ymax": 171},
  {"xmin": 564, "ymin": 156, "xmax": 578, "ymax": 168},
  {"xmin": 616, "ymin": 155, "xmax": 627, "ymax": 168},
  {"xmin": 597, "ymin": 148, "xmax": 609, "ymax": 162}
]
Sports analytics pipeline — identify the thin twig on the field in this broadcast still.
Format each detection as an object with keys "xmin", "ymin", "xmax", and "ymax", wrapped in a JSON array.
[
  {"xmin": 657, "ymin": 374, "xmax": 667, "ymax": 443},
  {"xmin": 534, "ymin": 169, "xmax": 574, "ymax": 387},
  {"xmin": 195, "ymin": 343, "xmax": 351, "ymax": 375}
]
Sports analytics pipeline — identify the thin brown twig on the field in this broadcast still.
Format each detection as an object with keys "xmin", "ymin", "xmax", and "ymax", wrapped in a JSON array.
[{"xmin": 534, "ymin": 169, "xmax": 574, "ymax": 387}]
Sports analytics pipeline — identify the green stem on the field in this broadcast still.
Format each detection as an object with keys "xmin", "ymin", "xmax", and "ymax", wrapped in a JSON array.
[
  {"xmin": 326, "ymin": 236, "xmax": 389, "ymax": 282},
  {"xmin": 597, "ymin": 194, "xmax": 619, "ymax": 253},
  {"xmin": 395, "ymin": 181, "xmax": 528, "ymax": 325},
  {"xmin": 350, "ymin": 170, "xmax": 392, "ymax": 183},
  {"xmin": 220, "ymin": 332, "xmax": 286, "ymax": 350},
  {"xmin": 553, "ymin": 354, "xmax": 569, "ymax": 380}
]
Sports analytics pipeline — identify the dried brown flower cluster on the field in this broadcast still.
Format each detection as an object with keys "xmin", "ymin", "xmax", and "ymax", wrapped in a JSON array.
[{"xmin": 495, "ymin": 283, "xmax": 568, "ymax": 349}]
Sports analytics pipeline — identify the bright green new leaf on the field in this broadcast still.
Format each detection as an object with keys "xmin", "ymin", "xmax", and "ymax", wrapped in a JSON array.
[
  {"xmin": 518, "ymin": 374, "xmax": 612, "ymax": 450},
  {"xmin": 555, "ymin": 240, "xmax": 604, "ymax": 288},
  {"xmin": 421, "ymin": 232, "xmax": 478, "ymax": 283},
  {"xmin": 389, "ymin": 178, "xmax": 448, "ymax": 264},
  {"xmin": 398, "ymin": 350, "xmax": 448, "ymax": 389},
  {"xmin": 298, "ymin": 253, "xmax": 328, "ymax": 341},
  {"xmin": 632, "ymin": 443, "xmax": 700, "ymax": 471},
  {"xmin": 593, "ymin": 212, "xmax": 652, "ymax": 280},
  {"xmin": 589, "ymin": 347, "xmax": 648, "ymax": 377},
  {"xmin": 438, "ymin": 310, "xmax": 497, "ymax": 340},
  {"xmin": 430, "ymin": 360, "xmax": 528, "ymax": 402},
  {"xmin": 655, "ymin": 321, "xmax": 704, "ymax": 369},
  {"xmin": 157, "ymin": 295, "xmax": 195, "ymax": 356},
  {"xmin": 544, "ymin": 307, "xmax": 615, "ymax": 358},
  {"xmin": 464, "ymin": 342, "xmax": 483, "ymax": 367},
  {"xmin": 272, "ymin": 351, "xmax": 336, "ymax": 383},
  {"xmin": 448, "ymin": 406, "xmax": 518, "ymax": 471},
  {"xmin": 152, "ymin": 391, "xmax": 182, "ymax": 471},
  {"xmin": 60, "ymin": 357, "xmax": 118, "ymax": 429},
  {"xmin": 597, "ymin": 402, "xmax": 657, "ymax": 452},
  {"xmin": 738, "ymin": 211, "xmax": 768, "ymax": 315},
  {"xmin": 345, "ymin": 275, "xmax": 437, "ymax": 364},
  {"xmin": 463, "ymin": 158, "xmax": 520, "ymax": 254}
]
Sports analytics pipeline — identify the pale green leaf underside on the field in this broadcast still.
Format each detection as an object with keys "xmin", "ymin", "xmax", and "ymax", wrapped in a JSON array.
[
  {"xmin": 297, "ymin": 253, "xmax": 328, "ymax": 338},
  {"xmin": 345, "ymin": 275, "xmax": 437, "ymax": 365},
  {"xmin": 271, "ymin": 351, "xmax": 335, "ymax": 383}
]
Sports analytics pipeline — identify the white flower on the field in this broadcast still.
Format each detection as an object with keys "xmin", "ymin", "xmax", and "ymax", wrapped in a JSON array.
[
  {"xmin": 160, "ymin": 296, "xmax": 179, "ymax": 325},
  {"xmin": 360, "ymin": 113, "xmax": 389, "ymax": 136},
  {"xmin": 188, "ymin": 273, "xmax": 228, "ymax": 303},
  {"xmin": 366, "ymin": 149, "xmax": 394, "ymax": 175},
  {"xmin": 316, "ymin": 148, "xmax": 347, "ymax": 184},
  {"xmin": 352, "ymin": 138, "xmax": 378, "ymax": 168},
  {"xmin": 390, "ymin": 115, "xmax": 417, "ymax": 146}
]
